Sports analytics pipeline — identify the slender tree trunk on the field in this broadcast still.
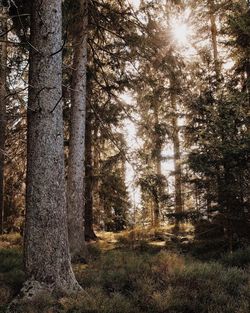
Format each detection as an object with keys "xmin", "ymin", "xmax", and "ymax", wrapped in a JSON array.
[
  {"xmin": 24, "ymin": 0, "xmax": 80, "ymax": 297},
  {"xmin": 93, "ymin": 130, "xmax": 102, "ymax": 228},
  {"xmin": 209, "ymin": 0, "xmax": 221, "ymax": 80},
  {"xmin": 67, "ymin": 0, "xmax": 88, "ymax": 260},
  {"xmin": 154, "ymin": 158, "xmax": 161, "ymax": 227},
  {"xmin": 172, "ymin": 117, "xmax": 183, "ymax": 214},
  {"xmin": 246, "ymin": 60, "xmax": 250, "ymax": 107},
  {"xmin": 0, "ymin": 6, "xmax": 7, "ymax": 234},
  {"xmin": 170, "ymin": 91, "xmax": 183, "ymax": 215},
  {"xmin": 153, "ymin": 103, "xmax": 161, "ymax": 227},
  {"xmin": 208, "ymin": 0, "xmax": 224, "ymax": 212},
  {"xmin": 84, "ymin": 104, "xmax": 97, "ymax": 241},
  {"xmin": 208, "ymin": 2, "xmax": 235, "ymax": 250}
]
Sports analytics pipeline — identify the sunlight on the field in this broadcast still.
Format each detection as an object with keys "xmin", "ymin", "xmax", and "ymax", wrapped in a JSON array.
[
  {"xmin": 168, "ymin": 11, "xmax": 197, "ymax": 58},
  {"xmin": 172, "ymin": 22, "xmax": 189, "ymax": 44},
  {"xmin": 169, "ymin": 7, "xmax": 193, "ymax": 47},
  {"xmin": 129, "ymin": 0, "xmax": 140, "ymax": 10}
]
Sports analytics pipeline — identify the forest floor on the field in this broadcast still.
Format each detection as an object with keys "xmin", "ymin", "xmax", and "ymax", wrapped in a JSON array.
[{"xmin": 0, "ymin": 225, "xmax": 250, "ymax": 313}]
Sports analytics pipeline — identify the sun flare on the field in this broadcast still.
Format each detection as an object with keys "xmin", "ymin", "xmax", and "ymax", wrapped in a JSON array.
[
  {"xmin": 172, "ymin": 22, "xmax": 189, "ymax": 43},
  {"xmin": 171, "ymin": 21, "xmax": 190, "ymax": 45}
]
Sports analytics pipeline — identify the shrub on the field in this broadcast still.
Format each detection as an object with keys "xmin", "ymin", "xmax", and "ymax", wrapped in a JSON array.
[
  {"xmin": 74, "ymin": 248, "xmax": 250, "ymax": 313},
  {"xmin": 116, "ymin": 227, "xmax": 168, "ymax": 249},
  {"xmin": 221, "ymin": 247, "xmax": 250, "ymax": 268},
  {"xmin": 99, "ymin": 251, "xmax": 151, "ymax": 294},
  {"xmin": 59, "ymin": 287, "xmax": 139, "ymax": 313},
  {"xmin": 182, "ymin": 238, "xmax": 228, "ymax": 260},
  {"xmin": 1, "ymin": 239, "xmax": 250, "ymax": 313},
  {"xmin": 164, "ymin": 262, "xmax": 249, "ymax": 313}
]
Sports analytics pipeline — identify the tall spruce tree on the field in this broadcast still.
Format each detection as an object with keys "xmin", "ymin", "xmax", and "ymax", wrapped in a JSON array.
[
  {"xmin": 67, "ymin": 0, "xmax": 88, "ymax": 261},
  {"xmin": 0, "ymin": 5, "xmax": 7, "ymax": 234},
  {"xmin": 23, "ymin": 0, "xmax": 80, "ymax": 297}
]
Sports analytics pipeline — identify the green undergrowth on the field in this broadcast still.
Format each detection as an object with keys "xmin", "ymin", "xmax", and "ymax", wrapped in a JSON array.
[
  {"xmin": 0, "ymin": 232, "xmax": 250, "ymax": 313},
  {"xmin": 70, "ymin": 249, "xmax": 250, "ymax": 313},
  {"xmin": 0, "ymin": 248, "xmax": 24, "ymax": 312}
]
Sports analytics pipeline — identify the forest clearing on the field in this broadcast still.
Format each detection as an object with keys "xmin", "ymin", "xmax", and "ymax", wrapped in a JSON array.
[{"xmin": 0, "ymin": 0, "xmax": 249, "ymax": 312}]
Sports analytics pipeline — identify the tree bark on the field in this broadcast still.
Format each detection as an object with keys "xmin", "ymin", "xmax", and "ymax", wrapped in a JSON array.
[
  {"xmin": 84, "ymin": 104, "xmax": 97, "ymax": 241},
  {"xmin": 153, "ymin": 103, "xmax": 161, "ymax": 227},
  {"xmin": 208, "ymin": 0, "xmax": 221, "ymax": 80},
  {"xmin": 170, "ymin": 89, "xmax": 183, "ymax": 215},
  {"xmin": 172, "ymin": 115, "xmax": 183, "ymax": 214},
  {"xmin": 0, "ymin": 6, "xmax": 7, "ymax": 235},
  {"xmin": 93, "ymin": 130, "xmax": 102, "ymax": 228},
  {"xmin": 67, "ymin": 0, "xmax": 88, "ymax": 260},
  {"xmin": 24, "ymin": 0, "xmax": 80, "ymax": 297}
]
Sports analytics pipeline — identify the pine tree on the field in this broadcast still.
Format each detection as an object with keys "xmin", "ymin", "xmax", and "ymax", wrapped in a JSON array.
[
  {"xmin": 67, "ymin": 0, "xmax": 88, "ymax": 261},
  {"xmin": 0, "ymin": 5, "xmax": 7, "ymax": 234},
  {"xmin": 23, "ymin": 0, "xmax": 80, "ymax": 297}
]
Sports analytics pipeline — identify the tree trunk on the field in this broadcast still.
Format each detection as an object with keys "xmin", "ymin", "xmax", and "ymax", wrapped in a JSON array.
[
  {"xmin": 153, "ymin": 103, "xmax": 161, "ymax": 227},
  {"xmin": 170, "ymin": 90, "xmax": 183, "ymax": 215},
  {"xmin": 172, "ymin": 117, "xmax": 183, "ymax": 214},
  {"xmin": 84, "ymin": 104, "xmax": 97, "ymax": 241},
  {"xmin": 208, "ymin": 0, "xmax": 221, "ymax": 80},
  {"xmin": 67, "ymin": 0, "xmax": 88, "ymax": 261},
  {"xmin": 24, "ymin": 0, "xmax": 80, "ymax": 298},
  {"xmin": 93, "ymin": 130, "xmax": 102, "ymax": 228},
  {"xmin": 0, "ymin": 6, "xmax": 7, "ymax": 235}
]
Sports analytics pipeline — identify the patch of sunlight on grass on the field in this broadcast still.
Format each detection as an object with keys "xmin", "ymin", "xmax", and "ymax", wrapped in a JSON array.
[
  {"xmin": 0, "ymin": 233, "xmax": 22, "ymax": 249},
  {"xmin": 148, "ymin": 241, "xmax": 166, "ymax": 247}
]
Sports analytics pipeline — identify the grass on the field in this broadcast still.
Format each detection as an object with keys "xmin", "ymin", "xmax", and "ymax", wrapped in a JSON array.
[
  {"xmin": 72, "ymin": 249, "xmax": 250, "ymax": 313},
  {"xmin": 0, "ymin": 247, "xmax": 24, "ymax": 312},
  {"xmin": 0, "ymin": 228, "xmax": 250, "ymax": 313}
]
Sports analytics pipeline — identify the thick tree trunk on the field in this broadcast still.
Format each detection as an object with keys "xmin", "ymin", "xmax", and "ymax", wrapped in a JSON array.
[
  {"xmin": 0, "ymin": 7, "xmax": 7, "ymax": 235},
  {"xmin": 84, "ymin": 106, "xmax": 97, "ymax": 241},
  {"xmin": 24, "ymin": 0, "xmax": 80, "ymax": 297},
  {"xmin": 67, "ymin": 0, "xmax": 88, "ymax": 260}
]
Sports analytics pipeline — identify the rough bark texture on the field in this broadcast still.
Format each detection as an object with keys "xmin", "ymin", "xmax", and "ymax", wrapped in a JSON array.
[
  {"xmin": 67, "ymin": 0, "xmax": 88, "ymax": 260},
  {"xmin": 0, "ymin": 7, "xmax": 7, "ymax": 234},
  {"xmin": 84, "ymin": 106, "xmax": 97, "ymax": 241},
  {"xmin": 24, "ymin": 0, "xmax": 80, "ymax": 297}
]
